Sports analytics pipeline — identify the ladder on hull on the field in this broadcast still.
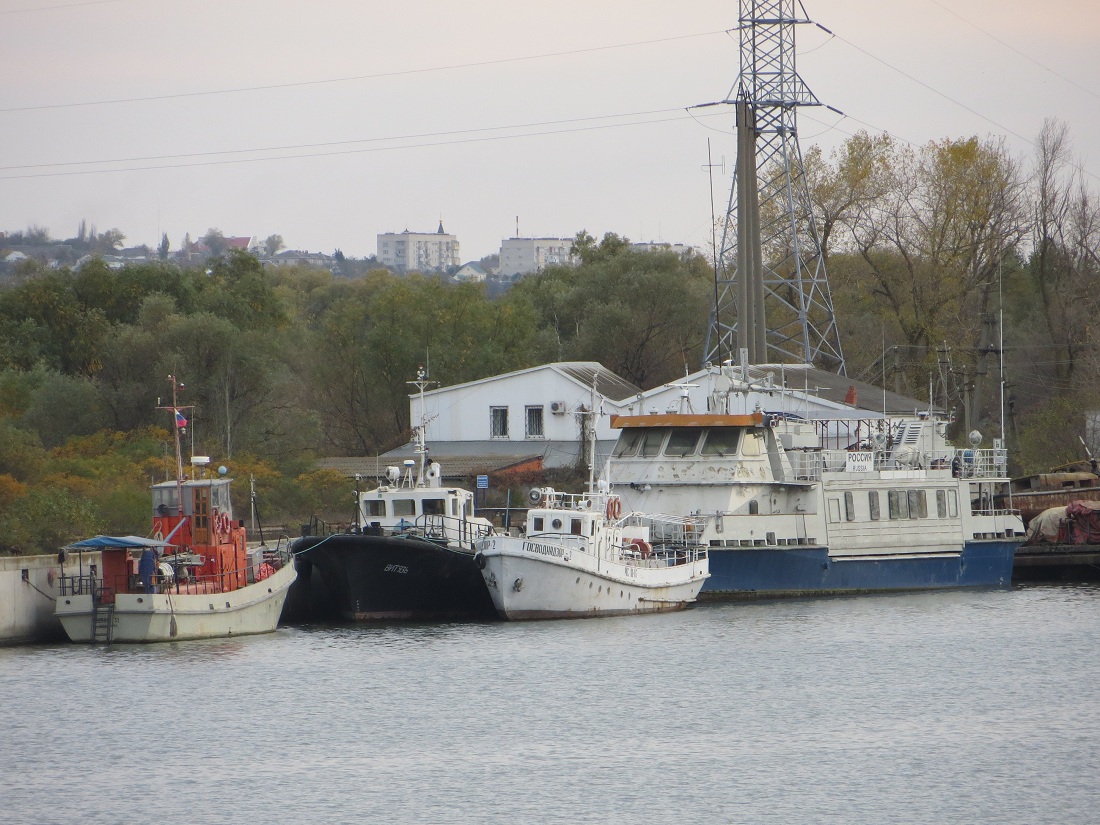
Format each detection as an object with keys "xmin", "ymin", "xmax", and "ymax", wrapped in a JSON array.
[{"xmin": 91, "ymin": 587, "xmax": 114, "ymax": 645}]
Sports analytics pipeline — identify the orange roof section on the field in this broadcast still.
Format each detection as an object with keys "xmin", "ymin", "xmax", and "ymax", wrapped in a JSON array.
[{"xmin": 609, "ymin": 412, "xmax": 764, "ymax": 429}]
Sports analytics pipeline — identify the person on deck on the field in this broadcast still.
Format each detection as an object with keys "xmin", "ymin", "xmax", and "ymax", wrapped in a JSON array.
[{"xmin": 138, "ymin": 547, "xmax": 158, "ymax": 594}]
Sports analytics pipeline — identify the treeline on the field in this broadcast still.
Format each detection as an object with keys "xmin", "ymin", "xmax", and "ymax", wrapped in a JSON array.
[
  {"xmin": 2, "ymin": 121, "xmax": 1098, "ymax": 554},
  {"xmin": 0, "ymin": 238, "xmax": 712, "ymax": 552}
]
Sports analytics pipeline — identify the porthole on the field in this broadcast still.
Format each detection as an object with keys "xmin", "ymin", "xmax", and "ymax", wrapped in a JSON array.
[
  {"xmin": 576, "ymin": 577, "xmax": 580, "ymax": 584},
  {"xmin": 551, "ymin": 518, "xmax": 563, "ymax": 530}
]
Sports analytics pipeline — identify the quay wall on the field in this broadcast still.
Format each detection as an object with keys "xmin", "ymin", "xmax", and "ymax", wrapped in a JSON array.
[{"xmin": 0, "ymin": 552, "xmax": 100, "ymax": 645}]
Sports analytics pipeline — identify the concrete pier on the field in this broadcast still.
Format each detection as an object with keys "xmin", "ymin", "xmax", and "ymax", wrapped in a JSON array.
[{"xmin": 0, "ymin": 552, "xmax": 100, "ymax": 645}]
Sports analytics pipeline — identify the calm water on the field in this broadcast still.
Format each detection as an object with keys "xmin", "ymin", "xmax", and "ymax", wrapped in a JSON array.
[{"xmin": 2, "ymin": 584, "xmax": 1098, "ymax": 825}]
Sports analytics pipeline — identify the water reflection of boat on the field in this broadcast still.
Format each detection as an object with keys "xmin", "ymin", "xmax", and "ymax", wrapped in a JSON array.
[{"xmin": 54, "ymin": 376, "xmax": 295, "ymax": 644}]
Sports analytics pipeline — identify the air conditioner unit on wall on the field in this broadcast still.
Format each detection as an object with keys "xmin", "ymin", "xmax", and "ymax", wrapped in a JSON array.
[{"xmin": 550, "ymin": 401, "xmax": 567, "ymax": 414}]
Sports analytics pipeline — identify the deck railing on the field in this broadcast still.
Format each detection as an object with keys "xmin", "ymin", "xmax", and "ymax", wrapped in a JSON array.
[
  {"xmin": 58, "ymin": 542, "xmax": 292, "ymax": 602},
  {"xmin": 789, "ymin": 447, "xmax": 1008, "ymax": 481}
]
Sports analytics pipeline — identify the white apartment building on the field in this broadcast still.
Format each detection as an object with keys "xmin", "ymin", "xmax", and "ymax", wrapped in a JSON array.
[
  {"xmin": 498, "ymin": 237, "xmax": 575, "ymax": 278},
  {"xmin": 377, "ymin": 222, "xmax": 460, "ymax": 273}
]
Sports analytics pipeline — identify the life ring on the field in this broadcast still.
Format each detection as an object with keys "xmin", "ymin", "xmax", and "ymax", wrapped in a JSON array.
[{"xmin": 605, "ymin": 497, "xmax": 622, "ymax": 520}]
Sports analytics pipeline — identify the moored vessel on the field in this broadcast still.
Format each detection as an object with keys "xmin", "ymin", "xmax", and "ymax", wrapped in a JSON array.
[
  {"xmin": 473, "ymin": 487, "xmax": 708, "ymax": 620},
  {"xmin": 54, "ymin": 376, "xmax": 295, "ymax": 643},
  {"xmin": 293, "ymin": 369, "xmax": 497, "ymax": 620},
  {"xmin": 608, "ymin": 363, "xmax": 1023, "ymax": 598}
]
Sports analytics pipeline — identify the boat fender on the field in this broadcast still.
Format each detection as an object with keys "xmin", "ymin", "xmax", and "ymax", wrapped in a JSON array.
[{"xmin": 474, "ymin": 552, "xmax": 486, "ymax": 570}]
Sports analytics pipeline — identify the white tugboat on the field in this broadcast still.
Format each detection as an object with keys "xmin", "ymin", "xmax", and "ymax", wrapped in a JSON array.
[
  {"xmin": 473, "ymin": 387, "xmax": 708, "ymax": 620},
  {"xmin": 474, "ymin": 486, "xmax": 709, "ymax": 620}
]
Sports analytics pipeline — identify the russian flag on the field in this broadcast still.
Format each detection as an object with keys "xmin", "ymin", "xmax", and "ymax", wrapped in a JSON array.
[{"xmin": 174, "ymin": 409, "xmax": 187, "ymax": 428}]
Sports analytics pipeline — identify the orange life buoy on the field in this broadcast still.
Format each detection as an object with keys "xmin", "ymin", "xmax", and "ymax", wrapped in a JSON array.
[{"xmin": 605, "ymin": 496, "xmax": 621, "ymax": 520}]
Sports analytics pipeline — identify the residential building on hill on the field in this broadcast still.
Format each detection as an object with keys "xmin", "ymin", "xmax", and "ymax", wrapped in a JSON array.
[
  {"xmin": 377, "ymin": 222, "xmax": 460, "ymax": 273},
  {"xmin": 498, "ymin": 237, "xmax": 575, "ymax": 277}
]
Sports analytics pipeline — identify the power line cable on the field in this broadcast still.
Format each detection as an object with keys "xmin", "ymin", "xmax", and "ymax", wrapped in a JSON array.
[
  {"xmin": 924, "ymin": 0, "xmax": 1099, "ymax": 103},
  {"xmin": 0, "ymin": 109, "xmax": 725, "ymax": 180},
  {"xmin": 0, "ymin": 28, "xmax": 732, "ymax": 114}
]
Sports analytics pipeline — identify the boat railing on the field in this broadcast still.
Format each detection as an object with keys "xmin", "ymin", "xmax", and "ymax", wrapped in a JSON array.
[
  {"xmin": 416, "ymin": 513, "xmax": 495, "ymax": 549},
  {"xmin": 58, "ymin": 550, "xmax": 291, "ymax": 600},
  {"xmin": 619, "ymin": 512, "xmax": 708, "ymax": 545},
  {"xmin": 789, "ymin": 447, "xmax": 1008, "ymax": 481},
  {"xmin": 619, "ymin": 543, "xmax": 708, "ymax": 568}
]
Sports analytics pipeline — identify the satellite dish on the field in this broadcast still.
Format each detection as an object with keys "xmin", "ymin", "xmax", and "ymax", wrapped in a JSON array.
[{"xmin": 968, "ymin": 430, "xmax": 983, "ymax": 447}]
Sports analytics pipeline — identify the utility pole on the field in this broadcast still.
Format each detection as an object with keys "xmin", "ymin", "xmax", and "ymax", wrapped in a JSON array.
[{"xmin": 703, "ymin": 0, "xmax": 846, "ymax": 374}]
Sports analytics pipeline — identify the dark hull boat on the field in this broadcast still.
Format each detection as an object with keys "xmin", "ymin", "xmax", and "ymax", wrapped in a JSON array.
[
  {"xmin": 291, "ymin": 370, "xmax": 497, "ymax": 622},
  {"xmin": 293, "ymin": 531, "xmax": 496, "ymax": 620}
]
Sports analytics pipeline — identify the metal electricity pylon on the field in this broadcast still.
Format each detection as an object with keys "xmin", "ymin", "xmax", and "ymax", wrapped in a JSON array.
[{"xmin": 703, "ymin": 0, "xmax": 846, "ymax": 375}]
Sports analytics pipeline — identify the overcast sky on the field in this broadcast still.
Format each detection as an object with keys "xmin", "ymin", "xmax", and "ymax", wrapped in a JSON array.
[{"xmin": 2, "ymin": 0, "xmax": 1098, "ymax": 261}]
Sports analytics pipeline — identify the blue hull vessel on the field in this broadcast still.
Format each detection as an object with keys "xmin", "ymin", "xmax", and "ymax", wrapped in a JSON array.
[
  {"xmin": 608, "ymin": 363, "xmax": 1025, "ymax": 602},
  {"xmin": 701, "ymin": 539, "xmax": 1017, "ymax": 598}
]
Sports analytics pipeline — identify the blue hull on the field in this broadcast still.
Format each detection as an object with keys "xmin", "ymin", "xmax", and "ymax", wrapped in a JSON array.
[{"xmin": 701, "ymin": 539, "xmax": 1017, "ymax": 599}]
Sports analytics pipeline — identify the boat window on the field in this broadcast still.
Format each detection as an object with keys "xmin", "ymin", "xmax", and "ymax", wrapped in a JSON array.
[
  {"xmin": 844, "ymin": 491, "xmax": 855, "ymax": 521},
  {"xmin": 908, "ymin": 490, "xmax": 927, "ymax": 518},
  {"xmin": 571, "ymin": 519, "xmax": 582, "ymax": 536},
  {"xmin": 936, "ymin": 490, "xmax": 947, "ymax": 518},
  {"xmin": 741, "ymin": 432, "xmax": 764, "ymax": 456},
  {"xmin": 888, "ymin": 490, "xmax": 909, "ymax": 519},
  {"xmin": 364, "ymin": 500, "xmax": 385, "ymax": 517},
  {"xmin": 551, "ymin": 518, "xmax": 564, "ymax": 530},
  {"xmin": 422, "ymin": 498, "xmax": 445, "ymax": 516},
  {"xmin": 392, "ymin": 499, "xmax": 415, "ymax": 517},
  {"xmin": 152, "ymin": 486, "xmax": 179, "ymax": 515},
  {"xmin": 614, "ymin": 430, "xmax": 644, "ymax": 457},
  {"xmin": 827, "ymin": 497, "xmax": 841, "ymax": 523},
  {"xmin": 532, "ymin": 516, "xmax": 544, "ymax": 532},
  {"xmin": 664, "ymin": 430, "xmax": 700, "ymax": 457},
  {"xmin": 701, "ymin": 428, "xmax": 741, "ymax": 456},
  {"xmin": 868, "ymin": 491, "xmax": 880, "ymax": 521},
  {"xmin": 948, "ymin": 490, "xmax": 958, "ymax": 518},
  {"xmin": 639, "ymin": 428, "xmax": 667, "ymax": 457}
]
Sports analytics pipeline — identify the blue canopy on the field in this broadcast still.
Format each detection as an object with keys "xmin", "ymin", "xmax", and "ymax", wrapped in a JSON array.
[{"xmin": 65, "ymin": 535, "xmax": 174, "ymax": 550}]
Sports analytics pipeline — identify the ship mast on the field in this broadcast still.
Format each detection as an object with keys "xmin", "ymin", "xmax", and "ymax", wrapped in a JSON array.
[
  {"xmin": 407, "ymin": 366, "xmax": 437, "ymax": 486},
  {"xmin": 156, "ymin": 374, "xmax": 191, "ymax": 517}
]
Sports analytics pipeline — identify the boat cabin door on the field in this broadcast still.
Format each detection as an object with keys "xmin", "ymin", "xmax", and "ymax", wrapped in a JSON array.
[{"xmin": 192, "ymin": 485, "xmax": 211, "ymax": 544}]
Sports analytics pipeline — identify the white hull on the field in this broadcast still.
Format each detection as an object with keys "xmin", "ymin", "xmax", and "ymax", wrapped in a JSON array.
[
  {"xmin": 55, "ymin": 562, "xmax": 296, "ymax": 643},
  {"xmin": 478, "ymin": 536, "xmax": 708, "ymax": 620}
]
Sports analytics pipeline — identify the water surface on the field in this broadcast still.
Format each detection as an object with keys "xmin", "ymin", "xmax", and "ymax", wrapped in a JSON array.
[{"xmin": 2, "ymin": 584, "xmax": 1097, "ymax": 824}]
